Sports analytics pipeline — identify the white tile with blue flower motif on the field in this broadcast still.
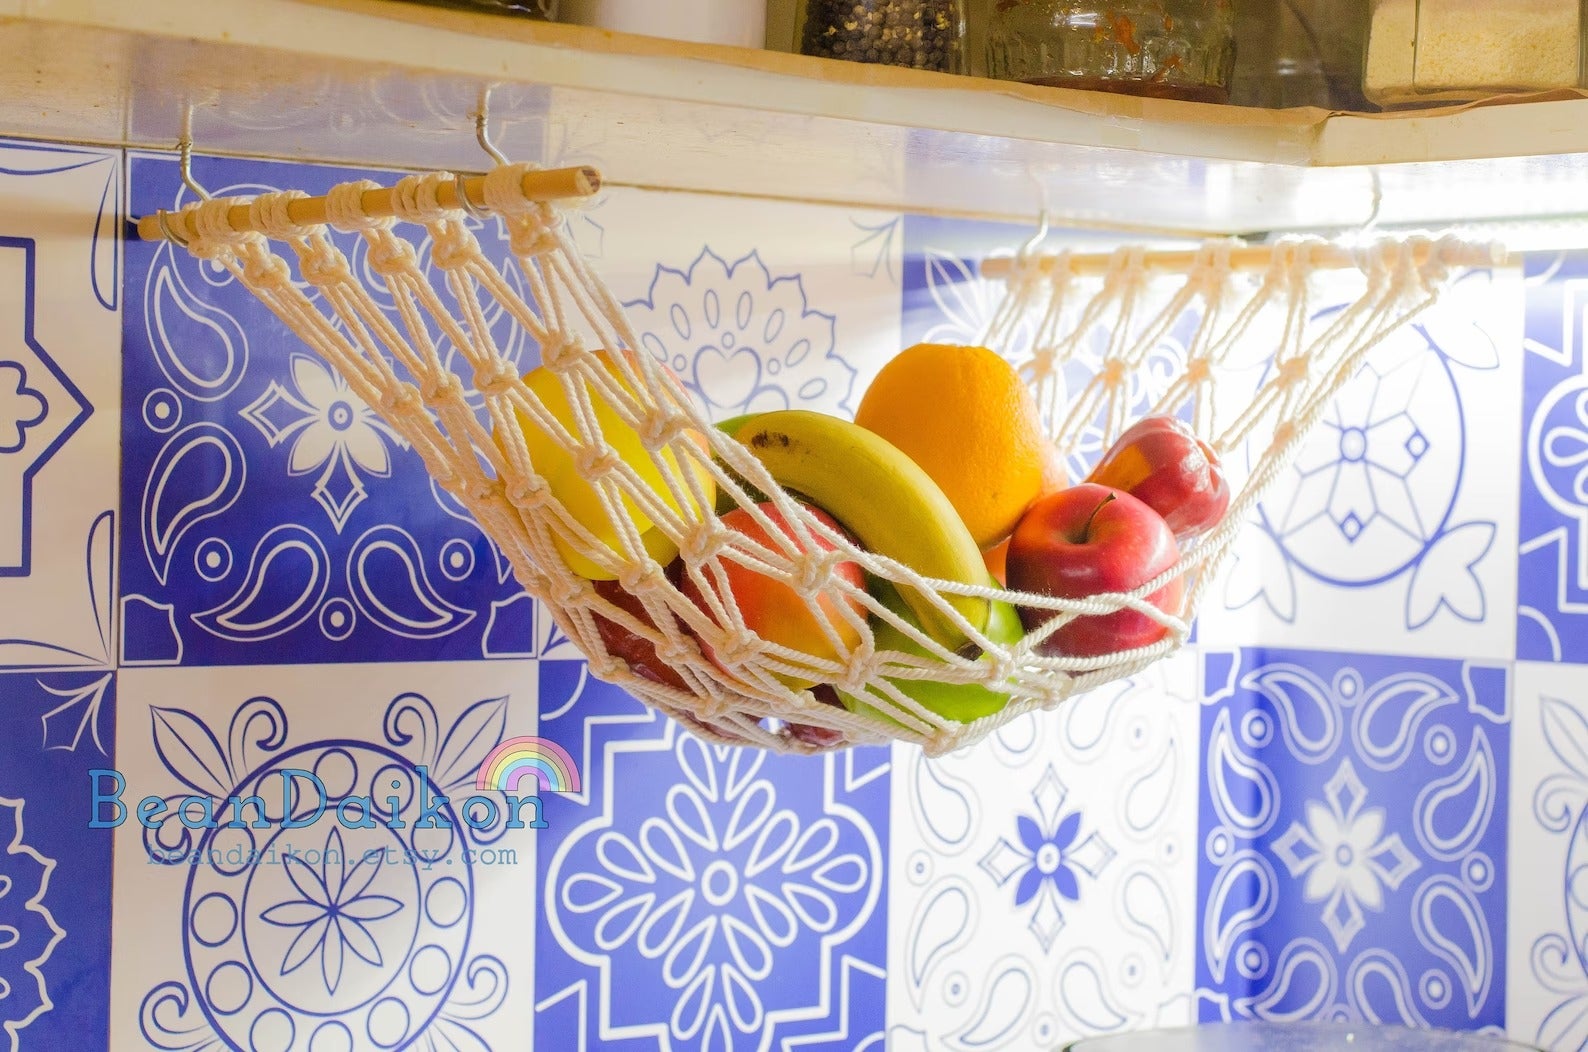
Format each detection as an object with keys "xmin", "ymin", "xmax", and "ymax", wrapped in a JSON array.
[
  {"xmin": 107, "ymin": 660, "xmax": 542, "ymax": 1052},
  {"xmin": 560, "ymin": 185, "xmax": 905, "ymax": 422},
  {"xmin": 1197, "ymin": 266, "xmax": 1525, "ymax": 664},
  {"xmin": 0, "ymin": 140, "xmax": 122, "ymax": 671},
  {"xmin": 885, "ymin": 650, "xmax": 1201, "ymax": 1050}
]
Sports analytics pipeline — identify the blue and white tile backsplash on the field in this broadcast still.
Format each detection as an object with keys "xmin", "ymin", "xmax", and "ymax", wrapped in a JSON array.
[{"xmin": 0, "ymin": 134, "xmax": 1584, "ymax": 1049}]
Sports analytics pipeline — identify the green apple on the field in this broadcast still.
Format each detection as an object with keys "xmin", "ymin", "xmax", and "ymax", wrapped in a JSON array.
[{"xmin": 841, "ymin": 576, "xmax": 1024, "ymax": 727}]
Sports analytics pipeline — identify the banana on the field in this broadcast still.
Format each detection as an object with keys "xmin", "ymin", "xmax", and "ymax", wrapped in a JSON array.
[{"xmin": 730, "ymin": 409, "xmax": 1013, "ymax": 651}]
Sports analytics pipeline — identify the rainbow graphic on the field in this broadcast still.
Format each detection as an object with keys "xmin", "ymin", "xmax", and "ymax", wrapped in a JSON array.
[{"xmin": 476, "ymin": 736, "xmax": 582, "ymax": 794}]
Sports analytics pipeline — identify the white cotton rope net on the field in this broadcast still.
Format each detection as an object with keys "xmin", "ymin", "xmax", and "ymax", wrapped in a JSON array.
[{"xmin": 158, "ymin": 163, "xmax": 1497, "ymax": 756}]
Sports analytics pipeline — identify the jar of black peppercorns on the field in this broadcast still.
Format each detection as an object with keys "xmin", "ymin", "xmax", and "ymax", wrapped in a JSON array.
[{"xmin": 796, "ymin": 0, "xmax": 967, "ymax": 73}]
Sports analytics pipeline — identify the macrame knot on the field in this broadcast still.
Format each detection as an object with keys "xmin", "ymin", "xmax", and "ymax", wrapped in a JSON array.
[
  {"xmin": 465, "ymin": 476, "xmax": 498, "ymax": 503},
  {"xmin": 573, "ymin": 444, "xmax": 620, "ymax": 482},
  {"xmin": 1204, "ymin": 240, "xmax": 1236, "ymax": 281},
  {"xmin": 1101, "ymin": 359, "xmax": 1128, "ymax": 390},
  {"xmin": 248, "ymin": 191, "xmax": 311, "ymax": 242},
  {"xmin": 715, "ymin": 631, "xmax": 763, "ymax": 671},
  {"xmin": 553, "ymin": 577, "xmax": 588, "ymax": 607},
  {"xmin": 390, "ymin": 172, "xmax": 451, "ymax": 225},
  {"xmin": 1276, "ymin": 355, "xmax": 1309, "ymax": 388},
  {"xmin": 240, "ymin": 250, "xmax": 293, "ymax": 288},
  {"xmin": 617, "ymin": 558, "xmax": 666, "ymax": 597},
  {"xmin": 681, "ymin": 521, "xmax": 727, "ymax": 566},
  {"xmin": 655, "ymin": 638, "xmax": 697, "ymax": 670},
  {"xmin": 838, "ymin": 646, "xmax": 879, "ymax": 696},
  {"xmin": 190, "ymin": 197, "xmax": 247, "ymax": 246},
  {"xmin": 638, "ymin": 409, "xmax": 688, "ymax": 452},
  {"xmin": 325, "ymin": 180, "xmax": 390, "ymax": 232},
  {"xmin": 1117, "ymin": 246, "xmax": 1150, "ymax": 285},
  {"xmin": 429, "ymin": 221, "xmax": 480, "ymax": 272},
  {"xmin": 987, "ymin": 653, "xmax": 1019, "ymax": 690},
  {"xmin": 1273, "ymin": 420, "xmax": 1297, "ymax": 449},
  {"xmin": 365, "ymin": 233, "xmax": 418, "ymax": 276},
  {"xmin": 539, "ymin": 335, "xmax": 585, "ymax": 374},
  {"xmin": 186, "ymin": 240, "xmax": 236, "ymax": 265},
  {"xmin": 298, "ymin": 239, "xmax": 351, "ymax": 286},
  {"xmin": 506, "ymin": 210, "xmax": 559, "ymax": 258},
  {"xmin": 1184, "ymin": 357, "xmax": 1213, "ymax": 385},
  {"xmin": 379, "ymin": 383, "xmax": 422, "ymax": 415},
  {"xmin": 482, "ymin": 163, "xmax": 539, "ymax": 217},
  {"xmin": 793, "ymin": 549, "xmax": 846, "ymax": 601},
  {"xmin": 506, "ymin": 477, "xmax": 551, "ymax": 510},
  {"xmin": 596, "ymin": 656, "xmax": 634, "ymax": 685},
  {"xmin": 474, "ymin": 361, "xmax": 521, "ymax": 399},
  {"xmin": 420, "ymin": 373, "xmax": 463, "ymax": 406},
  {"xmin": 1027, "ymin": 348, "xmax": 1057, "ymax": 382}
]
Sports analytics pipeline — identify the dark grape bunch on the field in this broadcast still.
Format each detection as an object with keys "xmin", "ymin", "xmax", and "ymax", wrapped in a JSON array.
[{"xmin": 800, "ymin": 1, "xmax": 963, "ymax": 72}]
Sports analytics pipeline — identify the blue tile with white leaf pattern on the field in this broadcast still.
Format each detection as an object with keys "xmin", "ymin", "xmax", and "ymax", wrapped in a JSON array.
[
  {"xmin": 119, "ymin": 153, "xmax": 535, "ymax": 668},
  {"xmin": 533, "ymin": 668, "xmax": 890, "ymax": 1051},
  {"xmin": 1518, "ymin": 250, "xmax": 1588, "ymax": 665},
  {"xmin": 0, "ymin": 670, "xmax": 116, "ymax": 1052},
  {"xmin": 1197, "ymin": 647, "xmax": 1510, "ymax": 1031}
]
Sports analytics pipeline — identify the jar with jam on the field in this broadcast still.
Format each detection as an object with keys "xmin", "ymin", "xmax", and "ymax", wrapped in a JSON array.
[
  {"xmin": 986, "ymin": 0, "xmax": 1238, "ymax": 102},
  {"xmin": 796, "ymin": 0, "xmax": 968, "ymax": 73}
]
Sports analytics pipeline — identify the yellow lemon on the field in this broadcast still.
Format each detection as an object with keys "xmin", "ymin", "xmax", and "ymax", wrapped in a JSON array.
[{"xmin": 504, "ymin": 351, "xmax": 714, "ymax": 580}]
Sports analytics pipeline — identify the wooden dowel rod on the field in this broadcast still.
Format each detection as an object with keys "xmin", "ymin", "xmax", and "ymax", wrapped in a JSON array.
[
  {"xmin": 136, "ymin": 165, "xmax": 602, "ymax": 243},
  {"xmin": 978, "ymin": 240, "xmax": 1509, "ymax": 280}
]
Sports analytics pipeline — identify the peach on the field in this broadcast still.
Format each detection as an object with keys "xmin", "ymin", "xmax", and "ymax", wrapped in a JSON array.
[{"xmin": 682, "ymin": 502, "xmax": 866, "ymax": 689}]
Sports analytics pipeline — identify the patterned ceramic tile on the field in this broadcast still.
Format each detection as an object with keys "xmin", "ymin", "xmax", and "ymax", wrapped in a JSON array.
[
  {"xmin": 120, "ymin": 152, "xmax": 533, "ymax": 668},
  {"xmin": 1201, "ymin": 268, "xmax": 1525, "ymax": 663},
  {"xmin": 109, "ymin": 659, "xmax": 540, "ymax": 1051},
  {"xmin": 1197, "ymin": 646, "xmax": 1511, "ymax": 1031},
  {"xmin": 0, "ymin": 140, "xmax": 121, "ymax": 671},
  {"xmin": 885, "ymin": 651, "xmax": 1201, "ymax": 1050},
  {"xmin": 1518, "ymin": 251, "xmax": 1588, "ymax": 664},
  {"xmin": 0, "ymin": 670, "xmax": 116, "ymax": 1051},
  {"xmin": 576, "ymin": 185, "xmax": 904, "ymax": 420},
  {"xmin": 534, "ymin": 668, "xmax": 891, "ymax": 1051},
  {"xmin": 1508, "ymin": 660, "xmax": 1588, "ymax": 1050}
]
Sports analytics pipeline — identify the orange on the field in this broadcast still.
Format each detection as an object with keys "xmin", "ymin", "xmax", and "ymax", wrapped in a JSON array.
[{"xmin": 855, "ymin": 343, "xmax": 1056, "ymax": 549}]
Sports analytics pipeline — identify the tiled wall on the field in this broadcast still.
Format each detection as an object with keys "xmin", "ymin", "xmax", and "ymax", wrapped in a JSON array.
[{"xmin": 0, "ymin": 135, "xmax": 1584, "ymax": 1050}]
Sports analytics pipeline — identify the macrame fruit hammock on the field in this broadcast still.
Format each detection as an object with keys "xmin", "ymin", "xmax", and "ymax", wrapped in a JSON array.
[{"xmin": 140, "ymin": 162, "xmax": 1500, "ymax": 756}]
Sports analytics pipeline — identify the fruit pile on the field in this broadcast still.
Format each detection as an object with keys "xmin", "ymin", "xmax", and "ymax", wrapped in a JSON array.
[{"xmin": 503, "ymin": 342, "xmax": 1229, "ymax": 752}]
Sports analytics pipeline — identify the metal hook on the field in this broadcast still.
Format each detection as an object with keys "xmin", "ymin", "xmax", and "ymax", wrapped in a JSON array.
[
  {"xmin": 155, "ymin": 209, "xmax": 190, "ymax": 248},
  {"xmin": 452, "ymin": 172, "xmax": 492, "ymax": 221},
  {"xmin": 178, "ymin": 102, "xmax": 213, "ymax": 201},
  {"xmin": 474, "ymin": 92, "xmax": 509, "ymax": 167},
  {"xmin": 1016, "ymin": 209, "xmax": 1051, "ymax": 266}
]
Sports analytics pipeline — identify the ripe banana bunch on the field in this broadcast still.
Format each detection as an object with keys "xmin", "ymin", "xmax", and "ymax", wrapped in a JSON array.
[{"xmin": 724, "ymin": 409, "xmax": 1017, "ymax": 657}]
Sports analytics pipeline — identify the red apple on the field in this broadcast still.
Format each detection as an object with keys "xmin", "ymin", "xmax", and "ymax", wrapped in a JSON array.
[
  {"xmin": 1086, "ymin": 416, "xmax": 1229, "ymax": 542},
  {"xmin": 1007, "ymin": 483, "xmax": 1183, "ymax": 659},
  {"xmin": 681, "ymin": 502, "xmax": 867, "ymax": 688},
  {"xmin": 784, "ymin": 685, "xmax": 850, "ymax": 750},
  {"xmin": 591, "ymin": 572, "xmax": 694, "ymax": 693}
]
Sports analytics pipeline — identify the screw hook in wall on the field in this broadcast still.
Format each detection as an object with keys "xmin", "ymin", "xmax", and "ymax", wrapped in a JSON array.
[
  {"xmin": 475, "ymin": 90, "xmax": 509, "ymax": 168},
  {"xmin": 178, "ymin": 103, "xmax": 213, "ymax": 201}
]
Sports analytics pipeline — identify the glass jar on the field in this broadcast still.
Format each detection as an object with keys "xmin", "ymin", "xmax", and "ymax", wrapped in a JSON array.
[
  {"xmin": 1364, "ymin": 0, "xmax": 1587, "ymax": 107},
  {"xmin": 1229, "ymin": 0, "xmax": 1372, "ymax": 109},
  {"xmin": 796, "ymin": 0, "xmax": 968, "ymax": 73},
  {"xmin": 561, "ymin": 0, "xmax": 764, "ymax": 46},
  {"xmin": 985, "ymin": 0, "xmax": 1238, "ymax": 103}
]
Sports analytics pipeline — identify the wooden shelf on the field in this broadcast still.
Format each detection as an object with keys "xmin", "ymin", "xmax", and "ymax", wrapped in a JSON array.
[{"xmin": 3, "ymin": 0, "xmax": 1587, "ymax": 235}]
